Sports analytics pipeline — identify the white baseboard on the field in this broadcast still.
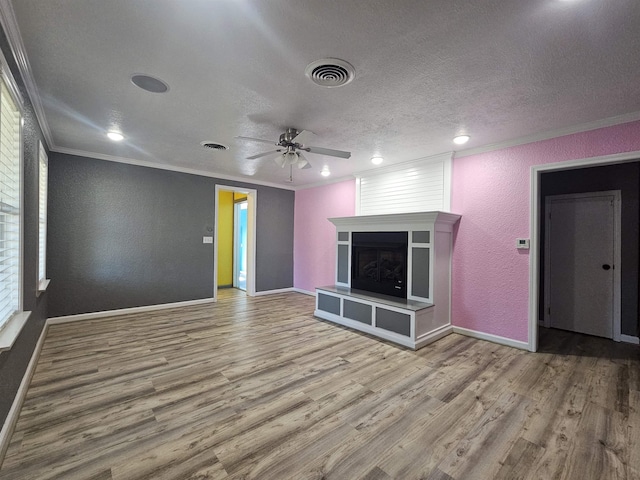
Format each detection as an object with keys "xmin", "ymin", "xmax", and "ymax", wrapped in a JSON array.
[
  {"xmin": 620, "ymin": 334, "xmax": 640, "ymax": 345},
  {"xmin": 453, "ymin": 326, "xmax": 529, "ymax": 351},
  {"xmin": 253, "ymin": 288, "xmax": 295, "ymax": 296},
  {"xmin": 415, "ymin": 324, "xmax": 453, "ymax": 349},
  {"xmin": 0, "ymin": 322, "xmax": 48, "ymax": 463},
  {"xmin": 47, "ymin": 297, "xmax": 215, "ymax": 324},
  {"xmin": 292, "ymin": 288, "xmax": 316, "ymax": 297}
]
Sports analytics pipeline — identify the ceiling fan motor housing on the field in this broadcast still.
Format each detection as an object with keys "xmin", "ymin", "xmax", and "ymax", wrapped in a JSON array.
[{"xmin": 279, "ymin": 128, "xmax": 301, "ymax": 147}]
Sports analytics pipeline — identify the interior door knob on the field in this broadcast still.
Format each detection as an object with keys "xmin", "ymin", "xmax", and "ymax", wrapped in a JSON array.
[{"xmin": 602, "ymin": 264, "xmax": 611, "ymax": 270}]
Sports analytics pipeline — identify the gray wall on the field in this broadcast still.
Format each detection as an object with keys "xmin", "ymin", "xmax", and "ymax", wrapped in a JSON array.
[
  {"xmin": 47, "ymin": 153, "xmax": 294, "ymax": 317},
  {"xmin": 539, "ymin": 162, "xmax": 640, "ymax": 336},
  {"xmin": 0, "ymin": 29, "xmax": 48, "ymax": 428}
]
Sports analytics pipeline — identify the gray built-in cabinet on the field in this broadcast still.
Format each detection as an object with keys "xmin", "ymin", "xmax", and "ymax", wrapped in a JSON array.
[{"xmin": 315, "ymin": 211, "xmax": 461, "ymax": 350}]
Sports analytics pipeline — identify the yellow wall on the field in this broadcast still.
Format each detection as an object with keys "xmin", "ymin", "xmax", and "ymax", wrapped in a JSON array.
[{"xmin": 217, "ymin": 191, "xmax": 234, "ymax": 286}]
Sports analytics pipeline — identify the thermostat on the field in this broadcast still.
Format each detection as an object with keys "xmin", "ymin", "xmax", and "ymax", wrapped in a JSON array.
[{"xmin": 516, "ymin": 238, "xmax": 530, "ymax": 249}]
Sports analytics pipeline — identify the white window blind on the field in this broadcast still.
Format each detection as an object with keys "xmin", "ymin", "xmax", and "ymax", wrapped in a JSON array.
[
  {"xmin": 38, "ymin": 141, "xmax": 48, "ymax": 288},
  {"xmin": 356, "ymin": 152, "xmax": 452, "ymax": 216},
  {"xmin": 0, "ymin": 78, "xmax": 22, "ymax": 331}
]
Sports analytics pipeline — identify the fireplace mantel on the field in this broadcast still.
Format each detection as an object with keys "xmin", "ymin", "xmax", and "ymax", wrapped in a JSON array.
[
  {"xmin": 328, "ymin": 211, "xmax": 461, "ymax": 231},
  {"xmin": 315, "ymin": 210, "xmax": 461, "ymax": 350}
]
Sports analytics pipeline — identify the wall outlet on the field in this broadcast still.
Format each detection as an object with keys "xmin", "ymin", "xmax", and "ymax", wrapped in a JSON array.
[{"xmin": 203, "ymin": 236, "xmax": 213, "ymax": 244}]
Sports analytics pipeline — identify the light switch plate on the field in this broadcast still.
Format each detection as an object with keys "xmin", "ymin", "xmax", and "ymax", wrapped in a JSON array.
[
  {"xmin": 203, "ymin": 236, "xmax": 213, "ymax": 244},
  {"xmin": 516, "ymin": 238, "xmax": 530, "ymax": 249}
]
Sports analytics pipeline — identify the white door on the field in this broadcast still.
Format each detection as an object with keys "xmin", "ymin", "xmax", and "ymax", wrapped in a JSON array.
[{"xmin": 545, "ymin": 192, "xmax": 618, "ymax": 338}]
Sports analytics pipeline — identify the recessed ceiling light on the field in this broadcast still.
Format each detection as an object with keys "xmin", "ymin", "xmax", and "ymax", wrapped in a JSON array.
[
  {"xmin": 107, "ymin": 131, "xmax": 124, "ymax": 141},
  {"xmin": 131, "ymin": 74, "xmax": 169, "ymax": 93},
  {"xmin": 371, "ymin": 156, "xmax": 384, "ymax": 165},
  {"xmin": 321, "ymin": 166, "xmax": 331, "ymax": 177},
  {"xmin": 453, "ymin": 135, "xmax": 470, "ymax": 145}
]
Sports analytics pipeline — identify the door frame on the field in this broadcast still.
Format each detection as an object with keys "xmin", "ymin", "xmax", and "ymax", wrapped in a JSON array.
[
  {"xmin": 529, "ymin": 150, "xmax": 640, "ymax": 352},
  {"xmin": 232, "ymin": 198, "xmax": 248, "ymax": 290},
  {"xmin": 543, "ymin": 190, "xmax": 621, "ymax": 341},
  {"xmin": 214, "ymin": 185, "xmax": 257, "ymax": 299}
]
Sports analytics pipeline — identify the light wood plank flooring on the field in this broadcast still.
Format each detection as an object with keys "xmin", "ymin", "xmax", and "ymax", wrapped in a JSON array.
[{"xmin": 0, "ymin": 289, "xmax": 638, "ymax": 479}]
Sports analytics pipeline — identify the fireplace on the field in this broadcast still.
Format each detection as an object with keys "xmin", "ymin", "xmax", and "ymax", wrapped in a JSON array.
[{"xmin": 351, "ymin": 231, "xmax": 408, "ymax": 299}]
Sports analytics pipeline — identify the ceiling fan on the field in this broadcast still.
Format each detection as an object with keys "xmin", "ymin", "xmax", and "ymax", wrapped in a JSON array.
[{"xmin": 236, "ymin": 128, "xmax": 351, "ymax": 170}]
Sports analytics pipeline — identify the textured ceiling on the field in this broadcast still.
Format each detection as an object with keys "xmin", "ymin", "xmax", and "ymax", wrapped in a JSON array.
[{"xmin": 6, "ymin": 0, "xmax": 640, "ymax": 187}]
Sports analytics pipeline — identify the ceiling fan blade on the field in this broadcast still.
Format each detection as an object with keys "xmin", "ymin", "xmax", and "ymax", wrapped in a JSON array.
[
  {"xmin": 297, "ymin": 152, "xmax": 311, "ymax": 169},
  {"xmin": 292, "ymin": 129, "xmax": 317, "ymax": 146},
  {"xmin": 235, "ymin": 135, "xmax": 276, "ymax": 145},
  {"xmin": 246, "ymin": 149, "xmax": 282, "ymax": 160},
  {"xmin": 304, "ymin": 146, "xmax": 351, "ymax": 159}
]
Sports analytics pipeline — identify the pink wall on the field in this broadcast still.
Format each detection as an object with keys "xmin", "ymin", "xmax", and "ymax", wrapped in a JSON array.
[
  {"xmin": 451, "ymin": 120, "xmax": 640, "ymax": 342},
  {"xmin": 294, "ymin": 180, "xmax": 356, "ymax": 293}
]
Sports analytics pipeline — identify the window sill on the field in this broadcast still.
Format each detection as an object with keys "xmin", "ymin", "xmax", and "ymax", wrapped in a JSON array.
[
  {"xmin": 0, "ymin": 311, "xmax": 32, "ymax": 352},
  {"xmin": 37, "ymin": 279, "xmax": 50, "ymax": 296}
]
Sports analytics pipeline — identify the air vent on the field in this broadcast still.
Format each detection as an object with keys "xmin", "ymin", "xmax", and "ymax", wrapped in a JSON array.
[
  {"xmin": 200, "ymin": 141, "xmax": 228, "ymax": 151},
  {"xmin": 305, "ymin": 58, "xmax": 355, "ymax": 88}
]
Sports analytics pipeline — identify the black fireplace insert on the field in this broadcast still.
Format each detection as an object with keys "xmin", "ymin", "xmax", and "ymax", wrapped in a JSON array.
[{"xmin": 351, "ymin": 231, "xmax": 408, "ymax": 298}]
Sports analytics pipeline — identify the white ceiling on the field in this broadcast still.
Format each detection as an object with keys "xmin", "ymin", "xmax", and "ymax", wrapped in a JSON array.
[{"xmin": 5, "ymin": 0, "xmax": 640, "ymax": 188}]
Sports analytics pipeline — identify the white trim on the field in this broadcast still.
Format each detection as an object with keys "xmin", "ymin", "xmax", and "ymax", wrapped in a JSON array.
[
  {"xmin": 53, "ymin": 146, "xmax": 296, "ymax": 191},
  {"xmin": 620, "ymin": 334, "xmax": 640, "ymax": 345},
  {"xmin": 354, "ymin": 177, "xmax": 361, "ymax": 215},
  {"xmin": 329, "ymin": 211, "xmax": 461, "ymax": 231},
  {"xmin": 47, "ymin": 298, "xmax": 214, "ymax": 325},
  {"xmin": 0, "ymin": 0, "xmax": 53, "ymax": 148},
  {"xmin": 0, "ymin": 319, "xmax": 47, "ymax": 462},
  {"xmin": 415, "ymin": 324, "xmax": 453, "ymax": 349},
  {"xmin": 0, "ymin": 311, "xmax": 31, "ymax": 352},
  {"xmin": 543, "ymin": 191, "xmax": 621, "ymax": 341},
  {"xmin": 37, "ymin": 278, "xmax": 50, "ymax": 294},
  {"xmin": 292, "ymin": 288, "xmax": 316, "ymax": 296},
  {"xmin": 214, "ymin": 185, "xmax": 257, "ymax": 299},
  {"xmin": 456, "ymin": 112, "xmax": 640, "ymax": 159},
  {"xmin": 442, "ymin": 154, "xmax": 452, "ymax": 212},
  {"xmin": 253, "ymin": 287, "xmax": 295, "ymax": 296},
  {"xmin": 37, "ymin": 141, "xmax": 48, "ymax": 292},
  {"xmin": 452, "ymin": 326, "xmax": 529, "ymax": 351},
  {"xmin": 529, "ymin": 149, "xmax": 640, "ymax": 352}
]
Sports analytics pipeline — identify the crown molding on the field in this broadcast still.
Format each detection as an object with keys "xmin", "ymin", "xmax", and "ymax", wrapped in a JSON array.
[
  {"xmin": 455, "ymin": 111, "xmax": 640, "ymax": 159},
  {"xmin": 51, "ymin": 146, "xmax": 297, "ymax": 191},
  {"xmin": 0, "ymin": 0, "xmax": 54, "ymax": 149}
]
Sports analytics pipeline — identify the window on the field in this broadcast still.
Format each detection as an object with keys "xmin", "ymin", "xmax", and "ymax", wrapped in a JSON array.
[
  {"xmin": 37, "ymin": 141, "xmax": 48, "ymax": 292},
  {"xmin": 0, "ymin": 61, "xmax": 26, "ymax": 347}
]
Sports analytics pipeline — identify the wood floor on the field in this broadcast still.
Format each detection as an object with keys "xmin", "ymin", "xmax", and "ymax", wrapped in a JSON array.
[{"xmin": 0, "ymin": 289, "xmax": 638, "ymax": 479}]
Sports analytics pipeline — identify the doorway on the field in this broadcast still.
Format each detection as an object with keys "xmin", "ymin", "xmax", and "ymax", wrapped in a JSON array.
[
  {"xmin": 543, "ymin": 191, "xmax": 621, "ymax": 340},
  {"xmin": 529, "ymin": 152, "xmax": 640, "ymax": 352},
  {"xmin": 214, "ymin": 185, "xmax": 257, "ymax": 300}
]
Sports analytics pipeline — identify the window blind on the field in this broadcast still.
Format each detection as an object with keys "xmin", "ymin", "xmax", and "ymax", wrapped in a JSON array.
[
  {"xmin": 0, "ymin": 79, "xmax": 22, "ymax": 331},
  {"xmin": 38, "ymin": 142, "xmax": 47, "ymax": 287}
]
